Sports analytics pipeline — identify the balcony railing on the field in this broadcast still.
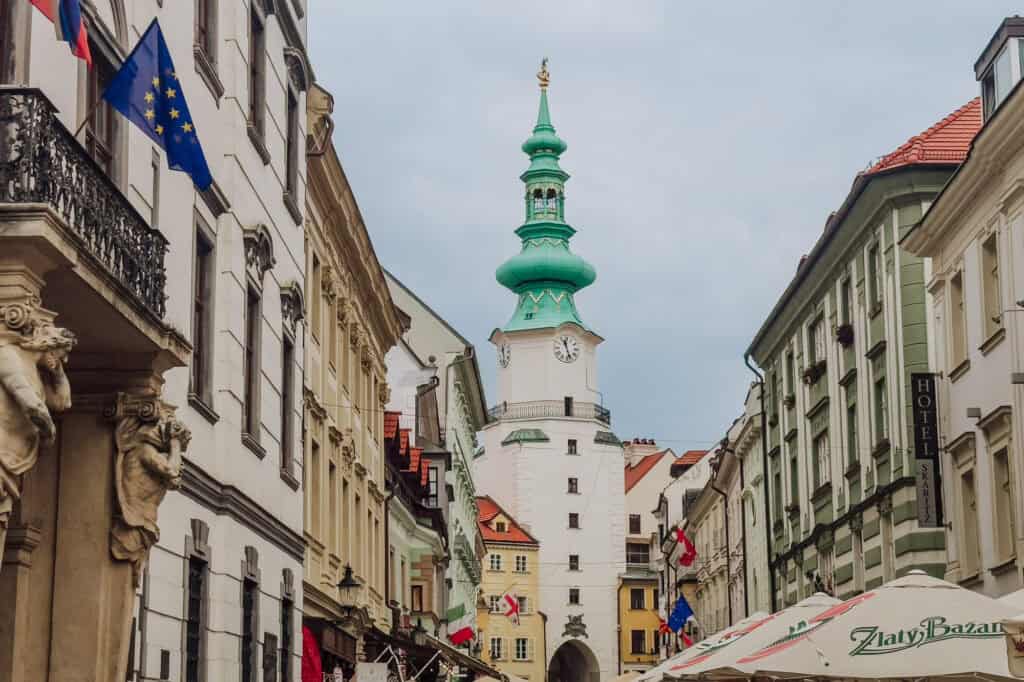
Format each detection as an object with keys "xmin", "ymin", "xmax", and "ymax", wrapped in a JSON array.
[
  {"xmin": 0, "ymin": 88, "xmax": 168, "ymax": 317},
  {"xmin": 488, "ymin": 399, "xmax": 611, "ymax": 425}
]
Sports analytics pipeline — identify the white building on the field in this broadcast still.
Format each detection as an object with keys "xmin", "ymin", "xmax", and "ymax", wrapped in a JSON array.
[
  {"xmin": 730, "ymin": 384, "xmax": 770, "ymax": 615},
  {"xmin": 903, "ymin": 16, "xmax": 1024, "ymax": 598},
  {"xmin": 473, "ymin": 72, "xmax": 625, "ymax": 682}
]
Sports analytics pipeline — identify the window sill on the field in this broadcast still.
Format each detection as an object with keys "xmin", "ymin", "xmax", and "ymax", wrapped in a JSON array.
[
  {"xmin": 242, "ymin": 432, "xmax": 266, "ymax": 459},
  {"xmin": 871, "ymin": 438, "xmax": 891, "ymax": 459},
  {"xmin": 247, "ymin": 122, "xmax": 271, "ymax": 165},
  {"xmin": 844, "ymin": 461, "xmax": 860, "ymax": 480},
  {"xmin": 989, "ymin": 556, "xmax": 1017, "ymax": 576},
  {"xmin": 865, "ymin": 339, "xmax": 887, "ymax": 360},
  {"xmin": 283, "ymin": 189, "xmax": 302, "ymax": 225},
  {"xmin": 950, "ymin": 358, "xmax": 970, "ymax": 383},
  {"xmin": 980, "ymin": 327, "xmax": 1006, "ymax": 356},
  {"xmin": 193, "ymin": 45, "xmax": 225, "ymax": 101},
  {"xmin": 280, "ymin": 467, "xmax": 300, "ymax": 491},
  {"xmin": 811, "ymin": 482, "xmax": 832, "ymax": 504},
  {"xmin": 868, "ymin": 303, "xmax": 883, "ymax": 320},
  {"xmin": 188, "ymin": 392, "xmax": 219, "ymax": 425},
  {"xmin": 958, "ymin": 571, "xmax": 983, "ymax": 589}
]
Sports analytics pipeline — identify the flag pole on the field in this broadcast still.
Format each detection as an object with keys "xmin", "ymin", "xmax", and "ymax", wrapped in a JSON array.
[{"xmin": 73, "ymin": 98, "xmax": 104, "ymax": 139}]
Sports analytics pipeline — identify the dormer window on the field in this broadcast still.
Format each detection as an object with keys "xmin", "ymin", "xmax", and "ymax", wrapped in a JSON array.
[
  {"xmin": 977, "ymin": 19, "xmax": 1024, "ymax": 119},
  {"xmin": 496, "ymin": 521, "xmax": 507, "ymax": 533}
]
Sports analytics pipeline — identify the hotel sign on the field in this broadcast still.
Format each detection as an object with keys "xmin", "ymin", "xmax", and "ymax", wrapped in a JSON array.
[{"xmin": 911, "ymin": 373, "xmax": 943, "ymax": 528}]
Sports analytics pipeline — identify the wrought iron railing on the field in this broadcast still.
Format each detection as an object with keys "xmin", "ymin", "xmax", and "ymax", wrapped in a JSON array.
[
  {"xmin": 0, "ymin": 88, "xmax": 168, "ymax": 317},
  {"xmin": 487, "ymin": 399, "xmax": 611, "ymax": 425}
]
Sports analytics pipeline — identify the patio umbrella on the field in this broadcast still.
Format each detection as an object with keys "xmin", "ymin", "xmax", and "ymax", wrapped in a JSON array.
[
  {"xmin": 727, "ymin": 570, "xmax": 1020, "ymax": 680},
  {"xmin": 639, "ymin": 611, "xmax": 769, "ymax": 682},
  {"xmin": 664, "ymin": 594, "xmax": 839, "ymax": 679}
]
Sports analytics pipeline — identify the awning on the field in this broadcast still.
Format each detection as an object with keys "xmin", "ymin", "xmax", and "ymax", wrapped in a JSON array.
[
  {"xmin": 303, "ymin": 617, "xmax": 358, "ymax": 664},
  {"xmin": 420, "ymin": 634, "xmax": 504, "ymax": 679}
]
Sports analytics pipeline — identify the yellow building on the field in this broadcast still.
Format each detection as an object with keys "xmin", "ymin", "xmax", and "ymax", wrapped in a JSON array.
[
  {"xmin": 618, "ymin": 579, "xmax": 662, "ymax": 672},
  {"xmin": 477, "ymin": 496, "xmax": 545, "ymax": 681}
]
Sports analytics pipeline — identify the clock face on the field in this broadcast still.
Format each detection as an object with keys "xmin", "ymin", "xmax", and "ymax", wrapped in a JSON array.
[
  {"xmin": 553, "ymin": 335, "xmax": 581, "ymax": 363},
  {"xmin": 498, "ymin": 343, "xmax": 511, "ymax": 368}
]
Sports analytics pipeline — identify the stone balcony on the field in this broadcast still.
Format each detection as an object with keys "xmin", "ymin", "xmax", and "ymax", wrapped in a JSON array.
[{"xmin": 487, "ymin": 398, "xmax": 611, "ymax": 425}]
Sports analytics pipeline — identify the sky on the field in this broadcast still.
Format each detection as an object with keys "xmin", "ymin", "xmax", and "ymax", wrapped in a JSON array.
[{"xmin": 309, "ymin": 1, "xmax": 1017, "ymax": 452}]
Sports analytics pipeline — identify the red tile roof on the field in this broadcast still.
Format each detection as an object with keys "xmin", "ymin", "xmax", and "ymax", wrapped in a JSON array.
[
  {"xmin": 384, "ymin": 411, "xmax": 400, "ymax": 440},
  {"xmin": 679, "ymin": 450, "xmax": 708, "ymax": 466},
  {"xmin": 476, "ymin": 496, "xmax": 538, "ymax": 545},
  {"xmin": 625, "ymin": 450, "xmax": 668, "ymax": 493},
  {"xmin": 867, "ymin": 98, "xmax": 982, "ymax": 174}
]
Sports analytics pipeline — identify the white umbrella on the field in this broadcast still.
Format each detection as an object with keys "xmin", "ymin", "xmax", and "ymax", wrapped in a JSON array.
[
  {"xmin": 664, "ymin": 594, "xmax": 839, "ymax": 679},
  {"xmin": 640, "ymin": 611, "xmax": 769, "ymax": 682},
  {"xmin": 728, "ymin": 570, "xmax": 1020, "ymax": 680}
]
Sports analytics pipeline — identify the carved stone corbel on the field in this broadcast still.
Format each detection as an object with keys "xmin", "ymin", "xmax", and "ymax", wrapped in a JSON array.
[
  {"xmin": 243, "ymin": 224, "xmax": 276, "ymax": 286},
  {"xmin": 378, "ymin": 381, "xmax": 391, "ymax": 407},
  {"xmin": 0, "ymin": 298, "xmax": 75, "ymax": 560},
  {"xmin": 106, "ymin": 391, "xmax": 191, "ymax": 586},
  {"xmin": 280, "ymin": 280, "xmax": 305, "ymax": 334}
]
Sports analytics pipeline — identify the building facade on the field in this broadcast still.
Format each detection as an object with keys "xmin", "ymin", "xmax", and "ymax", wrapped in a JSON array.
[
  {"xmin": 903, "ymin": 17, "xmax": 1024, "ymax": 598},
  {"xmin": 688, "ymin": 445, "xmax": 731, "ymax": 639},
  {"xmin": 730, "ymin": 385, "xmax": 770, "ymax": 615},
  {"xmin": 474, "ymin": 68, "xmax": 625, "ymax": 682},
  {"xmin": 303, "ymin": 82, "xmax": 405, "ymax": 673},
  {"xmin": 385, "ymin": 272, "xmax": 488, "ymax": 652},
  {"xmin": 477, "ymin": 496, "xmax": 545, "ymax": 682},
  {"xmin": 0, "ymin": 1, "xmax": 312, "ymax": 680},
  {"xmin": 748, "ymin": 100, "xmax": 981, "ymax": 608}
]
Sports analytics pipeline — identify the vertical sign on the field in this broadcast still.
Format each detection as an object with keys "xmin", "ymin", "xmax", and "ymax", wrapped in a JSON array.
[{"xmin": 911, "ymin": 373, "xmax": 943, "ymax": 527}]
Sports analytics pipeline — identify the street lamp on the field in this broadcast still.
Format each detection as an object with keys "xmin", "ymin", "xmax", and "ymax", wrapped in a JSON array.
[{"xmin": 337, "ymin": 564, "xmax": 361, "ymax": 609}]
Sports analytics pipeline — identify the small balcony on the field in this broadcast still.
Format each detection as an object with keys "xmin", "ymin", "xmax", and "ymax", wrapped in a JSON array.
[
  {"xmin": 0, "ymin": 88, "xmax": 168, "ymax": 317},
  {"xmin": 488, "ymin": 399, "xmax": 611, "ymax": 425}
]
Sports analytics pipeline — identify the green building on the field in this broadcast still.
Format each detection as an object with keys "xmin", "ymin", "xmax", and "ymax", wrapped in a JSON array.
[{"xmin": 746, "ymin": 100, "xmax": 980, "ymax": 606}]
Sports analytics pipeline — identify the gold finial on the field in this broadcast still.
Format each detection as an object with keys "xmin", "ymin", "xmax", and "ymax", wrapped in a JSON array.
[{"xmin": 537, "ymin": 57, "xmax": 550, "ymax": 90}]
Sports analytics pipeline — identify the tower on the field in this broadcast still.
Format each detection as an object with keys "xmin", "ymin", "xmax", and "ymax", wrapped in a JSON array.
[{"xmin": 475, "ymin": 62, "xmax": 625, "ymax": 682}]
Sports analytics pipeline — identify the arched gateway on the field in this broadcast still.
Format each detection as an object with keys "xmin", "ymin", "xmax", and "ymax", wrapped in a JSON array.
[{"xmin": 548, "ymin": 640, "xmax": 600, "ymax": 682}]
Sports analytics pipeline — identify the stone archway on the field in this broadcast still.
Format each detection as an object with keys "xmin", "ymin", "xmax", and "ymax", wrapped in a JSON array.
[{"xmin": 548, "ymin": 639, "xmax": 600, "ymax": 682}]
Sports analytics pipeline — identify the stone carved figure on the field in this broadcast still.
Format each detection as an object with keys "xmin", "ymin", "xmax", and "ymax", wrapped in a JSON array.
[
  {"xmin": 108, "ymin": 393, "xmax": 191, "ymax": 585},
  {"xmin": 0, "ymin": 300, "xmax": 75, "ymax": 554}
]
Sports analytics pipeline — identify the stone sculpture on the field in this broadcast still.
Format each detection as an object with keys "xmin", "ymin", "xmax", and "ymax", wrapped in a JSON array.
[
  {"xmin": 0, "ymin": 300, "xmax": 75, "ymax": 558},
  {"xmin": 108, "ymin": 392, "xmax": 191, "ymax": 585}
]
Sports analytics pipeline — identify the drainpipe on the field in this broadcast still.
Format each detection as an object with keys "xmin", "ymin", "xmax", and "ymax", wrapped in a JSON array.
[
  {"xmin": 384, "ymin": 487, "xmax": 396, "ymax": 615},
  {"xmin": 709, "ymin": 444, "xmax": 732, "ymax": 625},
  {"xmin": 616, "ymin": 584, "xmax": 622, "ymax": 674},
  {"xmin": 739, "ymin": 455, "xmax": 749, "ymax": 618},
  {"xmin": 745, "ymin": 352, "xmax": 776, "ymax": 613}
]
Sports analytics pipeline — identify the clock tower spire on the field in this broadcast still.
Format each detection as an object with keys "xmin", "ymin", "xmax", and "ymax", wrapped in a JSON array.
[{"xmin": 495, "ymin": 60, "xmax": 596, "ymax": 332}]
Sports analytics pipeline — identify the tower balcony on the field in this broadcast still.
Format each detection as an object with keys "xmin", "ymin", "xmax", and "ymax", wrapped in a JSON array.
[{"xmin": 488, "ymin": 399, "xmax": 611, "ymax": 425}]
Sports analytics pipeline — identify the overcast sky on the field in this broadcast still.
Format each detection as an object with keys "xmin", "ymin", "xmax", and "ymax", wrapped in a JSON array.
[{"xmin": 309, "ymin": 1, "xmax": 1016, "ymax": 451}]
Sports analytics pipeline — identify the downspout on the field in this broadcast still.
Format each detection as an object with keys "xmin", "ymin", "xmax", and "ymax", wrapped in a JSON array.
[
  {"xmin": 745, "ymin": 352, "xmax": 776, "ymax": 613},
  {"xmin": 384, "ymin": 487, "xmax": 396, "ymax": 614},
  {"xmin": 739, "ymin": 456, "xmax": 749, "ymax": 618},
  {"xmin": 709, "ymin": 448, "xmax": 732, "ymax": 625},
  {"xmin": 616, "ymin": 584, "xmax": 622, "ymax": 674}
]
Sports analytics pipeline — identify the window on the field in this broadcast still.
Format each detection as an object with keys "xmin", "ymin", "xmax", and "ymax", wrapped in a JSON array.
[
  {"xmin": 873, "ymin": 376, "xmax": 888, "ymax": 444},
  {"xmin": 773, "ymin": 470, "xmax": 783, "ymax": 518},
  {"xmin": 568, "ymin": 588, "xmax": 580, "ymax": 605},
  {"xmin": 411, "ymin": 585, "xmax": 423, "ymax": 612},
  {"xmin": 285, "ymin": 86, "xmax": 300, "ymax": 197},
  {"xmin": 310, "ymin": 255, "xmax": 321, "ymax": 340},
  {"xmin": 517, "ymin": 596, "xmax": 528, "ymax": 614},
  {"xmin": 495, "ymin": 521, "xmax": 507, "ymax": 533},
  {"xmin": 489, "ymin": 595, "xmax": 501, "ymax": 613},
  {"xmin": 185, "ymin": 556, "xmax": 207, "ymax": 682},
  {"xmin": 567, "ymin": 477, "xmax": 578, "ymax": 494},
  {"xmin": 881, "ymin": 511, "xmax": 895, "ymax": 582},
  {"xmin": 281, "ymin": 334, "xmax": 295, "ymax": 473},
  {"xmin": 812, "ymin": 432, "xmax": 830, "ymax": 489},
  {"xmin": 568, "ymin": 513, "xmax": 579, "ymax": 529},
  {"xmin": 280, "ymin": 596, "xmax": 293, "ymax": 682},
  {"xmin": 248, "ymin": 2, "xmax": 266, "ymax": 136},
  {"xmin": 243, "ymin": 286, "xmax": 262, "ymax": 441},
  {"xmin": 630, "ymin": 588, "xmax": 645, "ymax": 609},
  {"xmin": 515, "ymin": 555, "xmax": 527, "ymax": 572},
  {"xmin": 328, "ymin": 299, "xmax": 338, "ymax": 370},
  {"xmin": 993, "ymin": 444, "xmax": 1017, "ymax": 562},
  {"xmin": 959, "ymin": 465, "xmax": 981, "ymax": 576},
  {"xmin": 808, "ymin": 317, "xmax": 825, "ymax": 365},
  {"xmin": 309, "ymin": 441, "xmax": 320, "ymax": 536},
  {"xmin": 629, "ymin": 514, "xmax": 642, "ymax": 534},
  {"xmin": 868, "ymin": 244, "xmax": 881, "ymax": 312},
  {"xmin": 489, "ymin": 554, "xmax": 502, "ymax": 571},
  {"xmin": 840, "ymin": 277, "xmax": 852, "ymax": 325},
  {"xmin": 241, "ymin": 578, "xmax": 258, "ymax": 682},
  {"xmin": 190, "ymin": 222, "xmax": 215, "ymax": 404},
  {"xmin": 85, "ymin": 47, "xmax": 116, "ymax": 176},
  {"xmin": 982, "ymin": 233, "xmax": 1002, "ymax": 339},
  {"xmin": 626, "ymin": 543, "xmax": 650, "ymax": 565},
  {"xmin": 631, "ymin": 630, "xmax": 646, "ymax": 655},
  {"xmin": 568, "ymin": 555, "xmax": 580, "ymax": 571},
  {"xmin": 950, "ymin": 270, "xmax": 967, "ymax": 367},
  {"xmin": 789, "ymin": 449, "xmax": 799, "ymax": 504},
  {"xmin": 567, "ymin": 439, "xmax": 577, "ymax": 455},
  {"xmin": 846, "ymin": 389, "xmax": 858, "ymax": 467},
  {"xmin": 327, "ymin": 462, "xmax": 337, "ymax": 553},
  {"xmin": 151, "ymin": 149, "xmax": 161, "ymax": 227},
  {"xmin": 853, "ymin": 528, "xmax": 865, "ymax": 593},
  {"xmin": 653, "ymin": 588, "xmax": 659, "ymax": 610},
  {"xmin": 489, "ymin": 637, "xmax": 503, "ymax": 661},
  {"xmin": 514, "ymin": 637, "xmax": 529, "ymax": 661},
  {"xmin": 194, "ymin": 0, "xmax": 217, "ymax": 61},
  {"xmin": 427, "ymin": 467, "xmax": 439, "ymax": 507},
  {"xmin": 564, "ymin": 396, "xmax": 573, "ymax": 417},
  {"xmin": 785, "ymin": 352, "xmax": 795, "ymax": 396}
]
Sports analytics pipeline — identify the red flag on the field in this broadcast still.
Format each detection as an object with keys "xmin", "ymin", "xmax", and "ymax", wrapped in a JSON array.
[
  {"xmin": 658, "ymin": 618, "xmax": 671, "ymax": 635},
  {"xmin": 676, "ymin": 527, "xmax": 697, "ymax": 567},
  {"xmin": 680, "ymin": 631, "xmax": 694, "ymax": 648},
  {"xmin": 29, "ymin": 0, "xmax": 92, "ymax": 66}
]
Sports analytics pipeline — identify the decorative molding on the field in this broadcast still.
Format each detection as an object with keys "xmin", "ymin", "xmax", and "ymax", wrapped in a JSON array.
[
  {"xmin": 281, "ymin": 568, "xmax": 296, "ymax": 600},
  {"xmin": 280, "ymin": 280, "xmax": 305, "ymax": 333},
  {"xmin": 978, "ymin": 405, "xmax": 1012, "ymax": 434},
  {"xmin": 186, "ymin": 518, "xmax": 211, "ymax": 561},
  {"xmin": 180, "ymin": 459, "xmax": 305, "ymax": 561},
  {"xmin": 243, "ymin": 224, "xmax": 276, "ymax": 286},
  {"xmin": 283, "ymin": 46, "xmax": 312, "ymax": 92},
  {"xmin": 243, "ymin": 545, "xmax": 260, "ymax": 582}
]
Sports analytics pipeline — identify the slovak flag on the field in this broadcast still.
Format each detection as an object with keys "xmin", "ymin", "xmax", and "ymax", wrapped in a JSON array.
[
  {"xmin": 29, "ymin": 0, "xmax": 92, "ymax": 66},
  {"xmin": 501, "ymin": 593, "xmax": 521, "ymax": 626},
  {"xmin": 676, "ymin": 527, "xmax": 697, "ymax": 567}
]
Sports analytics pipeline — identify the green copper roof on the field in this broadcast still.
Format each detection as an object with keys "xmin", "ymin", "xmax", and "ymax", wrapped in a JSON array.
[
  {"xmin": 594, "ymin": 431, "xmax": 623, "ymax": 447},
  {"xmin": 496, "ymin": 67, "xmax": 596, "ymax": 333},
  {"xmin": 501, "ymin": 428, "xmax": 550, "ymax": 446}
]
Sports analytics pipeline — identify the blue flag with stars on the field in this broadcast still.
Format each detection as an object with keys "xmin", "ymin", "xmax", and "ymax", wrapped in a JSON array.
[{"xmin": 103, "ymin": 19, "xmax": 213, "ymax": 190}]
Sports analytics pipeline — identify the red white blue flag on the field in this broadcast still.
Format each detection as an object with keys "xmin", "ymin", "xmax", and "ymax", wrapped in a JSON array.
[{"xmin": 30, "ymin": 0, "xmax": 92, "ymax": 66}]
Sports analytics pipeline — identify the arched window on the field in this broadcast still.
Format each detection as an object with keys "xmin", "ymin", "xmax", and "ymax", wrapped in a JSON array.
[
  {"xmin": 545, "ymin": 188, "xmax": 558, "ymax": 211},
  {"xmin": 532, "ymin": 188, "xmax": 544, "ymax": 211}
]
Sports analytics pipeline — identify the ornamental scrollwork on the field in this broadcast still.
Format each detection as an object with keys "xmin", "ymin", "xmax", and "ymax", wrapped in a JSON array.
[
  {"xmin": 0, "ymin": 300, "xmax": 75, "ymax": 560},
  {"xmin": 243, "ymin": 224, "xmax": 276, "ymax": 286},
  {"xmin": 280, "ymin": 280, "xmax": 305, "ymax": 333},
  {"xmin": 107, "ymin": 391, "xmax": 191, "ymax": 586}
]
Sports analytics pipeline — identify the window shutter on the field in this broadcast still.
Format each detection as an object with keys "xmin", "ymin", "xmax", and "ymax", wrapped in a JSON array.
[
  {"xmin": 528, "ymin": 638, "xmax": 536, "ymax": 661},
  {"xmin": 523, "ymin": 597, "xmax": 530, "ymax": 614}
]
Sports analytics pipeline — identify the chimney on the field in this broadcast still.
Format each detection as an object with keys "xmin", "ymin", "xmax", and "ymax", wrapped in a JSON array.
[{"xmin": 624, "ymin": 437, "xmax": 659, "ymax": 466}]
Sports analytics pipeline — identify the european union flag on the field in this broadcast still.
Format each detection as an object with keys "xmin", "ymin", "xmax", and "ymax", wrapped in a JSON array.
[
  {"xmin": 667, "ymin": 595, "xmax": 695, "ymax": 633},
  {"xmin": 103, "ymin": 19, "xmax": 213, "ymax": 190}
]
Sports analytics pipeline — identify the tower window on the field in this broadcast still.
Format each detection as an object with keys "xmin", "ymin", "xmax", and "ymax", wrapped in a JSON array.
[
  {"xmin": 564, "ymin": 396, "xmax": 574, "ymax": 417},
  {"xmin": 567, "ymin": 477, "xmax": 578, "ymax": 494},
  {"xmin": 569, "ymin": 588, "xmax": 580, "ymax": 605},
  {"xmin": 546, "ymin": 188, "xmax": 558, "ymax": 210},
  {"xmin": 568, "ymin": 555, "xmax": 580, "ymax": 571},
  {"xmin": 568, "ymin": 513, "xmax": 579, "ymax": 529},
  {"xmin": 567, "ymin": 439, "xmax": 577, "ymax": 455},
  {"xmin": 533, "ymin": 188, "xmax": 544, "ymax": 211}
]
